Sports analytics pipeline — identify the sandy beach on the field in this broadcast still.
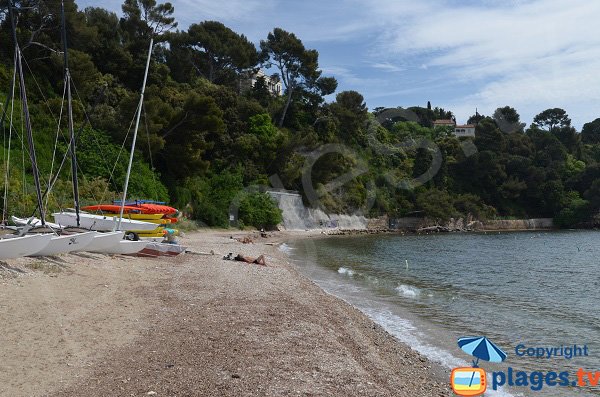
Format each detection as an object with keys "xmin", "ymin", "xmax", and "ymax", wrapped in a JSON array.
[{"xmin": 0, "ymin": 230, "xmax": 450, "ymax": 397}]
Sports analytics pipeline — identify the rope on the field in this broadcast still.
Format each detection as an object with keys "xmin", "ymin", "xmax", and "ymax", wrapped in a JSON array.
[
  {"xmin": 20, "ymin": 54, "xmax": 60, "ymax": 126},
  {"xmin": 142, "ymin": 102, "xmax": 158, "ymax": 201},
  {"xmin": 45, "ymin": 82, "xmax": 67, "ymax": 210},
  {"xmin": 70, "ymin": 82, "xmax": 140, "ymax": 210},
  {"xmin": 2, "ymin": 54, "xmax": 17, "ymax": 224}
]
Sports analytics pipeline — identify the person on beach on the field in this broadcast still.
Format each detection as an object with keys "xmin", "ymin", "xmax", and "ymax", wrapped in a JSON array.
[{"xmin": 234, "ymin": 254, "xmax": 267, "ymax": 266}]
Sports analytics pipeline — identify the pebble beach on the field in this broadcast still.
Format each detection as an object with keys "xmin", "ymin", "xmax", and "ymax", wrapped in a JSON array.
[{"xmin": 0, "ymin": 230, "xmax": 451, "ymax": 396}]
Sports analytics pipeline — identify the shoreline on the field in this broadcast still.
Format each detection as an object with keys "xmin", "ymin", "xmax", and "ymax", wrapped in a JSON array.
[{"xmin": 1, "ymin": 229, "xmax": 451, "ymax": 396}]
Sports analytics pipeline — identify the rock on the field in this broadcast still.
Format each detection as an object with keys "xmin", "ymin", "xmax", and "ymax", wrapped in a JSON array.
[{"xmin": 147, "ymin": 392, "xmax": 157, "ymax": 396}]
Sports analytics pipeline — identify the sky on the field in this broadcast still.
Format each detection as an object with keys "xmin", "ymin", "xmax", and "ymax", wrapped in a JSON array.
[{"xmin": 77, "ymin": 0, "xmax": 600, "ymax": 129}]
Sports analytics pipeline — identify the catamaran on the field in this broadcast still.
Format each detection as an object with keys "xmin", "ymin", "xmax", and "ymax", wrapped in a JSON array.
[{"xmin": 52, "ymin": 30, "xmax": 159, "ymax": 255}]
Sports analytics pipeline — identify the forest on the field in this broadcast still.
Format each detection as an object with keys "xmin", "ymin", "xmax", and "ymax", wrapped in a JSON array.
[{"xmin": 1, "ymin": 0, "xmax": 600, "ymax": 228}]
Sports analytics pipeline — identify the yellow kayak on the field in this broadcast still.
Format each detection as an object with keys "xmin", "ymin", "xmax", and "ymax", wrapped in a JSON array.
[
  {"xmin": 137, "ymin": 228, "xmax": 180, "ymax": 238},
  {"xmin": 136, "ymin": 231, "xmax": 167, "ymax": 238}
]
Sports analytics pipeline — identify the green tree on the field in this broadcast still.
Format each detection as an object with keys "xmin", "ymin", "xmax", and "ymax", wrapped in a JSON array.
[
  {"xmin": 533, "ymin": 108, "xmax": 571, "ymax": 133},
  {"xmin": 119, "ymin": 0, "xmax": 177, "ymax": 88},
  {"xmin": 160, "ymin": 92, "xmax": 225, "ymax": 180},
  {"xmin": 239, "ymin": 192, "xmax": 282, "ymax": 228},
  {"xmin": 260, "ymin": 28, "xmax": 337, "ymax": 127},
  {"xmin": 184, "ymin": 21, "xmax": 259, "ymax": 86},
  {"xmin": 493, "ymin": 106, "xmax": 525, "ymax": 134},
  {"xmin": 330, "ymin": 90, "xmax": 368, "ymax": 144},
  {"xmin": 581, "ymin": 118, "xmax": 600, "ymax": 144},
  {"xmin": 475, "ymin": 118, "xmax": 506, "ymax": 152}
]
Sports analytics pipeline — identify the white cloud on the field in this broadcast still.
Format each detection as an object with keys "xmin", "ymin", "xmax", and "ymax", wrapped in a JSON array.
[
  {"xmin": 75, "ymin": 0, "xmax": 600, "ymax": 126},
  {"xmin": 354, "ymin": 0, "xmax": 600, "ymax": 126},
  {"xmin": 370, "ymin": 62, "xmax": 404, "ymax": 73}
]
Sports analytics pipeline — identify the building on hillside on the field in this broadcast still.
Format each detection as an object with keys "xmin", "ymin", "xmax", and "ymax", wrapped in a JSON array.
[
  {"xmin": 432, "ymin": 119, "xmax": 476, "ymax": 137},
  {"xmin": 433, "ymin": 119, "xmax": 456, "ymax": 128},
  {"xmin": 242, "ymin": 69, "xmax": 283, "ymax": 96},
  {"xmin": 454, "ymin": 124, "xmax": 476, "ymax": 137}
]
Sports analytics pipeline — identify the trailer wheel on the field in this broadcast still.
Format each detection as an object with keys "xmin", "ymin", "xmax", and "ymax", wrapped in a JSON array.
[{"xmin": 125, "ymin": 231, "xmax": 139, "ymax": 241}]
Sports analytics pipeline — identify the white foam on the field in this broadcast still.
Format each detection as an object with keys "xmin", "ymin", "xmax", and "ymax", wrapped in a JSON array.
[
  {"xmin": 395, "ymin": 284, "xmax": 420, "ymax": 298},
  {"xmin": 337, "ymin": 267, "xmax": 355, "ymax": 276},
  {"xmin": 278, "ymin": 243, "xmax": 294, "ymax": 255},
  {"xmin": 364, "ymin": 309, "xmax": 521, "ymax": 397}
]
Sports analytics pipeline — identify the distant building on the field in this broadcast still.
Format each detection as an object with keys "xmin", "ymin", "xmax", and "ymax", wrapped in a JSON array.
[
  {"xmin": 432, "ymin": 119, "xmax": 476, "ymax": 137},
  {"xmin": 433, "ymin": 119, "xmax": 456, "ymax": 128},
  {"xmin": 242, "ymin": 69, "xmax": 283, "ymax": 96},
  {"xmin": 454, "ymin": 124, "xmax": 476, "ymax": 137}
]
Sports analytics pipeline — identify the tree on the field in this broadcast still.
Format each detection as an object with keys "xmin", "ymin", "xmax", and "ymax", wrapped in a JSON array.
[
  {"xmin": 330, "ymin": 91, "xmax": 368, "ymax": 145},
  {"xmin": 493, "ymin": 106, "xmax": 525, "ymax": 134},
  {"xmin": 467, "ymin": 111, "xmax": 485, "ymax": 125},
  {"xmin": 260, "ymin": 28, "xmax": 337, "ymax": 127},
  {"xmin": 83, "ymin": 7, "xmax": 132, "ymax": 79},
  {"xmin": 533, "ymin": 108, "xmax": 571, "ymax": 133},
  {"xmin": 475, "ymin": 118, "xmax": 506, "ymax": 152},
  {"xmin": 184, "ymin": 21, "xmax": 258, "ymax": 86},
  {"xmin": 160, "ymin": 92, "xmax": 225, "ymax": 180},
  {"xmin": 119, "ymin": 0, "xmax": 177, "ymax": 87},
  {"xmin": 582, "ymin": 118, "xmax": 600, "ymax": 144},
  {"xmin": 121, "ymin": 0, "xmax": 176, "ymax": 39},
  {"xmin": 432, "ymin": 107, "xmax": 453, "ymax": 120}
]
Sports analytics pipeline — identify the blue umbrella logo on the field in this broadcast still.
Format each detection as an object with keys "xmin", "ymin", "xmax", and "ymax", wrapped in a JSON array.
[{"xmin": 458, "ymin": 336, "xmax": 507, "ymax": 387}]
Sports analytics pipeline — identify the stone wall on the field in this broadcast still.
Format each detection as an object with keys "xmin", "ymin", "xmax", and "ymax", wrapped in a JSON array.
[{"xmin": 388, "ymin": 217, "xmax": 554, "ymax": 232}]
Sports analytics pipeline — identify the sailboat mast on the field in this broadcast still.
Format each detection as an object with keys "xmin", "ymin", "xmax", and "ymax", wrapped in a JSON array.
[
  {"xmin": 9, "ymin": 1, "xmax": 46, "ymax": 225},
  {"xmin": 117, "ymin": 37, "xmax": 154, "ymax": 230},
  {"xmin": 61, "ymin": 0, "xmax": 80, "ymax": 227}
]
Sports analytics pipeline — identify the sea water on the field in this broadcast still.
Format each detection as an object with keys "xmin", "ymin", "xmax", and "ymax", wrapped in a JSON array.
[{"xmin": 284, "ymin": 231, "xmax": 600, "ymax": 396}]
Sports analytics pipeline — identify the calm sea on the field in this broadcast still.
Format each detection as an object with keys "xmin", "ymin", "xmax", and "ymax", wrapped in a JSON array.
[{"xmin": 284, "ymin": 231, "xmax": 600, "ymax": 397}]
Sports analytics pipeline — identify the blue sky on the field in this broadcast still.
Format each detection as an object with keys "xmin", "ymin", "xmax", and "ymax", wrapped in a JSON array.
[{"xmin": 78, "ymin": 0, "xmax": 600, "ymax": 129}]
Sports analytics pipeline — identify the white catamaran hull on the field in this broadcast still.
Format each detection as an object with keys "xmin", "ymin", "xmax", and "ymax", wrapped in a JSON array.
[
  {"xmin": 132, "ymin": 242, "xmax": 187, "ymax": 258},
  {"xmin": 52, "ymin": 212, "xmax": 158, "ymax": 232},
  {"xmin": 0, "ymin": 234, "xmax": 53, "ymax": 259},
  {"xmin": 83, "ymin": 231, "xmax": 126, "ymax": 253},
  {"xmin": 29, "ymin": 231, "xmax": 96, "ymax": 257},
  {"xmin": 11, "ymin": 216, "xmax": 62, "ymax": 229},
  {"xmin": 99, "ymin": 240, "xmax": 148, "ymax": 255}
]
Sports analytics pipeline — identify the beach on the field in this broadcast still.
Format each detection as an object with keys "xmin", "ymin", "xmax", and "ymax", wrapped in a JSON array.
[{"xmin": 0, "ymin": 230, "xmax": 450, "ymax": 397}]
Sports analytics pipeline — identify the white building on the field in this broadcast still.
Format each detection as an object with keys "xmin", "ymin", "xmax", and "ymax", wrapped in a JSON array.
[
  {"xmin": 454, "ymin": 124, "xmax": 476, "ymax": 137},
  {"xmin": 243, "ymin": 70, "xmax": 283, "ymax": 96}
]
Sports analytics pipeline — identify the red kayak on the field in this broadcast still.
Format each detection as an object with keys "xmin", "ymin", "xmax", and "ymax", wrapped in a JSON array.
[
  {"xmin": 138, "ymin": 203, "xmax": 177, "ymax": 215},
  {"xmin": 82, "ymin": 204, "xmax": 141, "ymax": 213},
  {"xmin": 83, "ymin": 203, "xmax": 178, "ymax": 215}
]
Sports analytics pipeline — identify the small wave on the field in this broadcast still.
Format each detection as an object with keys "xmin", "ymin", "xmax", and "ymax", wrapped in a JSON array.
[
  {"xmin": 278, "ymin": 243, "xmax": 294, "ymax": 254},
  {"xmin": 366, "ymin": 309, "xmax": 520, "ymax": 397},
  {"xmin": 395, "ymin": 284, "xmax": 420, "ymax": 298},
  {"xmin": 337, "ymin": 267, "xmax": 355, "ymax": 276}
]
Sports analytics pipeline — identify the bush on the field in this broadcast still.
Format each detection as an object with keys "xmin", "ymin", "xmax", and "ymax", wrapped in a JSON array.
[
  {"xmin": 554, "ymin": 193, "xmax": 590, "ymax": 228},
  {"xmin": 238, "ymin": 192, "xmax": 282, "ymax": 229}
]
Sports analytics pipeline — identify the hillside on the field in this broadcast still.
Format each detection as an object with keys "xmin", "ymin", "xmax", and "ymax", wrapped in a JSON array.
[{"xmin": 1, "ymin": 0, "xmax": 600, "ymax": 228}]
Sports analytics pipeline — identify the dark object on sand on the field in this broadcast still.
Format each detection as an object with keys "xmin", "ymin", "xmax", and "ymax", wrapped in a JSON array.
[{"xmin": 234, "ymin": 254, "xmax": 267, "ymax": 266}]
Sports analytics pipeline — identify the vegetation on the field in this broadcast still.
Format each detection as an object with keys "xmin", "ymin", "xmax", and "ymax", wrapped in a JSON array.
[{"xmin": 1, "ymin": 0, "xmax": 600, "ymax": 229}]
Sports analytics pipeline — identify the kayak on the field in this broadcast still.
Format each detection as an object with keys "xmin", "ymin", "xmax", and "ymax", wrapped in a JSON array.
[
  {"xmin": 82, "ymin": 204, "xmax": 141, "ymax": 213},
  {"xmin": 102, "ymin": 213, "xmax": 171, "ymax": 223}
]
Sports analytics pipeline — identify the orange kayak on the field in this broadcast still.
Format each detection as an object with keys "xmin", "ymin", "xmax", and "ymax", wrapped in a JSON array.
[{"xmin": 82, "ymin": 204, "xmax": 141, "ymax": 213}]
